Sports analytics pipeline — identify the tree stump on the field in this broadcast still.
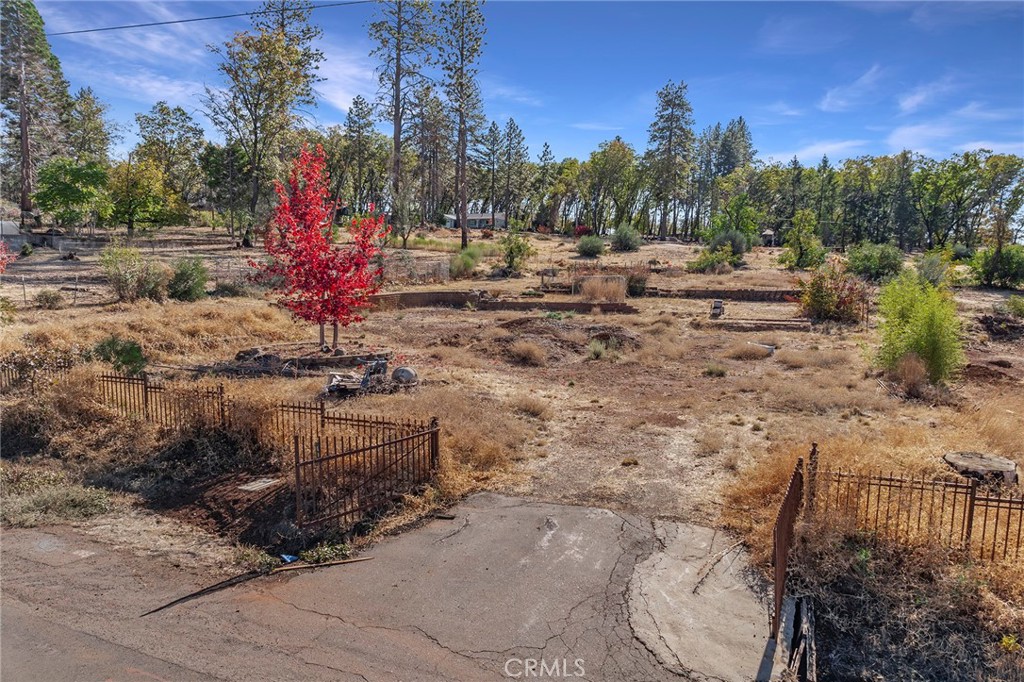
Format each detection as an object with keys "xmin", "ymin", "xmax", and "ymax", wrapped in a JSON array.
[{"xmin": 943, "ymin": 452, "xmax": 1019, "ymax": 485}]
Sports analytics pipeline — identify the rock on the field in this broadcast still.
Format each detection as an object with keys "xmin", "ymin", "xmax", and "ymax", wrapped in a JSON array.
[{"xmin": 944, "ymin": 451, "xmax": 1018, "ymax": 486}]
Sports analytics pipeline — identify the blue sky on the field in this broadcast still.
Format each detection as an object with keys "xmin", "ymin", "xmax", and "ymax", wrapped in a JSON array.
[{"xmin": 37, "ymin": 1, "xmax": 1024, "ymax": 164}]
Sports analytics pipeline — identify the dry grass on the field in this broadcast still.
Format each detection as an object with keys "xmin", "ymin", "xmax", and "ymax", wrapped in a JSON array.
[
  {"xmin": 354, "ymin": 385, "xmax": 532, "ymax": 496},
  {"xmin": 723, "ymin": 342, "xmax": 774, "ymax": 361},
  {"xmin": 506, "ymin": 339, "xmax": 547, "ymax": 366},
  {"xmin": 512, "ymin": 394, "xmax": 551, "ymax": 420},
  {"xmin": 775, "ymin": 348, "xmax": 851, "ymax": 369},
  {"xmin": 578, "ymin": 276, "xmax": 626, "ymax": 303},
  {"xmin": 695, "ymin": 431, "xmax": 726, "ymax": 457},
  {"xmin": 894, "ymin": 353, "xmax": 929, "ymax": 398},
  {"xmin": 2, "ymin": 299, "xmax": 304, "ymax": 363}
]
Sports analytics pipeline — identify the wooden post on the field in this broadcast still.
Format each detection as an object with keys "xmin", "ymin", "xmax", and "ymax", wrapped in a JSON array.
[
  {"xmin": 142, "ymin": 373, "xmax": 150, "ymax": 421},
  {"xmin": 22, "ymin": 276, "xmax": 27, "ymax": 304},
  {"xmin": 74, "ymin": 274, "xmax": 78, "ymax": 305},
  {"xmin": 429, "ymin": 417, "xmax": 440, "ymax": 472},
  {"xmin": 806, "ymin": 443, "xmax": 819, "ymax": 514}
]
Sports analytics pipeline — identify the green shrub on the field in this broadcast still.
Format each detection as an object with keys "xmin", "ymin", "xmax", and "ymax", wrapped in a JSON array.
[
  {"xmin": 168, "ymin": 257, "xmax": 209, "ymax": 301},
  {"xmin": 20, "ymin": 242, "xmax": 33, "ymax": 257},
  {"xmin": 709, "ymin": 229, "xmax": 749, "ymax": 258},
  {"xmin": 687, "ymin": 245, "xmax": 739, "ymax": 274},
  {"xmin": 846, "ymin": 241, "xmax": 905, "ymax": 282},
  {"xmin": 449, "ymin": 252, "xmax": 476, "ymax": 279},
  {"xmin": 951, "ymin": 243, "xmax": 974, "ymax": 262},
  {"xmin": 779, "ymin": 209, "xmax": 827, "ymax": 270},
  {"xmin": 611, "ymin": 226, "xmax": 642, "ymax": 252},
  {"xmin": 35, "ymin": 289, "xmax": 64, "ymax": 310},
  {"xmin": 877, "ymin": 271, "xmax": 964, "ymax": 385},
  {"xmin": 798, "ymin": 258, "xmax": 870, "ymax": 323},
  {"xmin": 576, "ymin": 235, "xmax": 605, "ymax": 258},
  {"xmin": 92, "ymin": 336, "xmax": 147, "ymax": 375},
  {"xmin": 1004, "ymin": 295, "xmax": 1024, "ymax": 318},
  {"xmin": 970, "ymin": 245, "xmax": 1024, "ymax": 289},
  {"xmin": 499, "ymin": 230, "xmax": 536, "ymax": 272},
  {"xmin": 99, "ymin": 243, "xmax": 170, "ymax": 302},
  {"xmin": 915, "ymin": 249, "xmax": 950, "ymax": 288}
]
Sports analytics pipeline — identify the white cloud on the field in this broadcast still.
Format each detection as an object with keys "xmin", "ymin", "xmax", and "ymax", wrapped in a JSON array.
[
  {"xmin": 766, "ymin": 139, "xmax": 869, "ymax": 163},
  {"xmin": 910, "ymin": 3, "xmax": 1023, "ymax": 31},
  {"xmin": 315, "ymin": 45, "xmax": 378, "ymax": 115},
  {"xmin": 953, "ymin": 101, "xmax": 1022, "ymax": 122},
  {"xmin": 898, "ymin": 75, "xmax": 957, "ymax": 114},
  {"xmin": 885, "ymin": 122, "xmax": 958, "ymax": 154},
  {"xmin": 756, "ymin": 16, "xmax": 848, "ymax": 55},
  {"xmin": 42, "ymin": 2, "xmax": 219, "ymax": 65},
  {"xmin": 819, "ymin": 64, "xmax": 884, "ymax": 112},
  {"xmin": 103, "ymin": 70, "xmax": 204, "ymax": 106},
  {"xmin": 481, "ymin": 77, "xmax": 543, "ymax": 107},
  {"xmin": 765, "ymin": 101, "xmax": 803, "ymax": 117},
  {"xmin": 956, "ymin": 140, "xmax": 1024, "ymax": 155},
  {"xmin": 570, "ymin": 122, "xmax": 624, "ymax": 132}
]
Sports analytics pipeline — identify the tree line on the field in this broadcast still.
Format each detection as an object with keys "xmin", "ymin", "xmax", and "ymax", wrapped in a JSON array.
[{"xmin": 2, "ymin": 0, "xmax": 1021, "ymax": 252}]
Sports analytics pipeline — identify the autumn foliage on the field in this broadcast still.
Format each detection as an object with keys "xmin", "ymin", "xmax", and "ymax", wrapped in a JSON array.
[
  {"xmin": 254, "ymin": 144, "xmax": 389, "ymax": 337},
  {"xmin": 0, "ymin": 243, "xmax": 16, "ymax": 274}
]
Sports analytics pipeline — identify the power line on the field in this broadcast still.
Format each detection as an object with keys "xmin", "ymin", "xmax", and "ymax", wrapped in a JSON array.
[{"xmin": 46, "ymin": 0, "xmax": 374, "ymax": 37}]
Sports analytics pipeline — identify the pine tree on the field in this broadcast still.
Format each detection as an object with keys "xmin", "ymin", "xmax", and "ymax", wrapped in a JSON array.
[
  {"xmin": 647, "ymin": 80, "xmax": 695, "ymax": 240},
  {"xmin": 369, "ymin": 0, "xmax": 435, "ymax": 238},
  {"xmin": 66, "ymin": 88, "xmax": 116, "ymax": 166},
  {"xmin": 475, "ymin": 121, "xmax": 502, "ymax": 228},
  {"xmin": 438, "ymin": 0, "xmax": 485, "ymax": 249},
  {"xmin": 502, "ymin": 117, "xmax": 528, "ymax": 225},
  {"xmin": 0, "ymin": 0, "xmax": 71, "ymax": 214}
]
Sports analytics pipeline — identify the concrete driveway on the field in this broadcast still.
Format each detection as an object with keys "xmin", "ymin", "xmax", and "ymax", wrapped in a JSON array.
[{"xmin": 1, "ymin": 493, "xmax": 771, "ymax": 681}]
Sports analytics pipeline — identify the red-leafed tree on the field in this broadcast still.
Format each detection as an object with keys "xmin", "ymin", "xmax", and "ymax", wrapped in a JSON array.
[
  {"xmin": 0, "ymin": 243, "xmax": 16, "ymax": 274},
  {"xmin": 254, "ymin": 144, "xmax": 389, "ymax": 348}
]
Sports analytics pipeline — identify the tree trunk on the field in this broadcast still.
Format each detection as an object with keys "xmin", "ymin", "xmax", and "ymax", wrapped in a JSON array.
[
  {"xmin": 319, "ymin": 324, "xmax": 325, "ymax": 348},
  {"xmin": 18, "ymin": 54, "xmax": 32, "ymax": 217},
  {"xmin": 659, "ymin": 201, "xmax": 668, "ymax": 241},
  {"xmin": 332, "ymin": 322, "xmax": 339, "ymax": 350}
]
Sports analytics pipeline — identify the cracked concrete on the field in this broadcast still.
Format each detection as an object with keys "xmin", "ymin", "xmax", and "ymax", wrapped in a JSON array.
[{"xmin": 2, "ymin": 493, "xmax": 770, "ymax": 681}]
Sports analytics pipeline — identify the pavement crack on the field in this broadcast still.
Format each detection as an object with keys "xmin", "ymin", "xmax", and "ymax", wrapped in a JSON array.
[{"xmin": 433, "ymin": 515, "xmax": 470, "ymax": 543}]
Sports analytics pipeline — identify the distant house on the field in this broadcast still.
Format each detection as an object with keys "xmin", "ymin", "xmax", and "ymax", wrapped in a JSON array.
[{"xmin": 442, "ymin": 212, "xmax": 506, "ymax": 230}]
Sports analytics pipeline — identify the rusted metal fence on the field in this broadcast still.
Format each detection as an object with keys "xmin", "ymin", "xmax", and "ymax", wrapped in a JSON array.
[
  {"xmin": 293, "ymin": 417, "xmax": 439, "ymax": 528},
  {"xmin": 815, "ymin": 469, "xmax": 1023, "ymax": 562},
  {"xmin": 0, "ymin": 364, "xmax": 71, "ymax": 394},
  {"xmin": 93, "ymin": 372, "xmax": 440, "ymax": 531},
  {"xmin": 99, "ymin": 374, "xmax": 227, "ymax": 429},
  {"xmin": 772, "ymin": 454, "xmax": 805, "ymax": 639}
]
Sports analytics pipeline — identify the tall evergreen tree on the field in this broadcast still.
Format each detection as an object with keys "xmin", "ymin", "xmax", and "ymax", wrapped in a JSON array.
[
  {"xmin": 438, "ymin": 0, "xmax": 486, "ymax": 249},
  {"xmin": 66, "ymin": 87, "xmax": 116, "ymax": 166},
  {"xmin": 475, "ymin": 120, "xmax": 502, "ymax": 229},
  {"xmin": 369, "ymin": 0, "xmax": 435, "ymax": 234},
  {"xmin": 502, "ymin": 117, "xmax": 528, "ymax": 224},
  {"xmin": 647, "ymin": 80, "xmax": 695, "ymax": 240},
  {"xmin": 344, "ymin": 95, "xmax": 375, "ymax": 213},
  {"xmin": 0, "ymin": 0, "xmax": 71, "ymax": 215}
]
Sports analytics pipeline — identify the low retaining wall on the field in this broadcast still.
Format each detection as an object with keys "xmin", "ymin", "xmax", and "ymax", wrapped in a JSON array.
[
  {"xmin": 368, "ymin": 290, "xmax": 638, "ymax": 314},
  {"xmin": 645, "ymin": 287, "xmax": 799, "ymax": 302}
]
